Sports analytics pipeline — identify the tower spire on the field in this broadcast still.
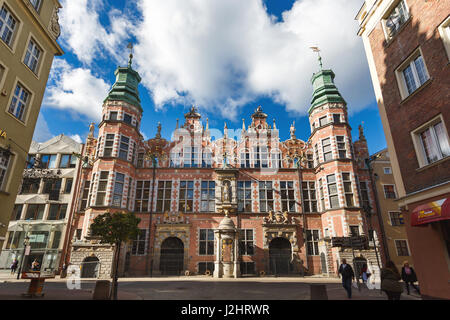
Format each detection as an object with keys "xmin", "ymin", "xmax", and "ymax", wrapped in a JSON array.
[{"xmin": 127, "ymin": 42, "xmax": 134, "ymax": 68}]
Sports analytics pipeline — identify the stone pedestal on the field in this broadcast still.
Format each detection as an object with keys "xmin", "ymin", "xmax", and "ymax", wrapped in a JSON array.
[{"xmin": 213, "ymin": 214, "xmax": 240, "ymax": 278}]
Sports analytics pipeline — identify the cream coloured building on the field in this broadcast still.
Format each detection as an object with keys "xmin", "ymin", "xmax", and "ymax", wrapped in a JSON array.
[{"xmin": 0, "ymin": 0, "xmax": 64, "ymax": 252}]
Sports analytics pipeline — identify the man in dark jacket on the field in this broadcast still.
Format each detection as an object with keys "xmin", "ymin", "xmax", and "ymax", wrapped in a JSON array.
[
  {"xmin": 338, "ymin": 259, "xmax": 355, "ymax": 299},
  {"xmin": 401, "ymin": 261, "xmax": 420, "ymax": 295}
]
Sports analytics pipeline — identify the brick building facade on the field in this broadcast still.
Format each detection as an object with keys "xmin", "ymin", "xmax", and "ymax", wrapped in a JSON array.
[
  {"xmin": 68, "ymin": 55, "xmax": 383, "ymax": 279},
  {"xmin": 357, "ymin": 0, "xmax": 450, "ymax": 299}
]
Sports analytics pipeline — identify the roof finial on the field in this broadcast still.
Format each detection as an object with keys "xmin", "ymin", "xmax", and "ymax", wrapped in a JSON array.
[
  {"xmin": 127, "ymin": 42, "xmax": 134, "ymax": 67},
  {"xmin": 273, "ymin": 118, "xmax": 277, "ymax": 130},
  {"xmin": 310, "ymin": 46, "xmax": 322, "ymax": 70},
  {"xmin": 242, "ymin": 118, "xmax": 246, "ymax": 132}
]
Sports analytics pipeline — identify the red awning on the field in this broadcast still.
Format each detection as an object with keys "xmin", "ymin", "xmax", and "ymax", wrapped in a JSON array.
[{"xmin": 411, "ymin": 197, "xmax": 450, "ymax": 226}]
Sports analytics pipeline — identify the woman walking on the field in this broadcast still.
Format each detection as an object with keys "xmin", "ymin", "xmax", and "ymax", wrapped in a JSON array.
[
  {"xmin": 401, "ymin": 261, "xmax": 420, "ymax": 295},
  {"xmin": 381, "ymin": 260, "xmax": 403, "ymax": 300}
]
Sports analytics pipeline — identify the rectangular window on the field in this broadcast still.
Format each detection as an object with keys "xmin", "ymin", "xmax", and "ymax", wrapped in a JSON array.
[
  {"xmin": 80, "ymin": 181, "xmax": 90, "ymax": 211},
  {"xmin": 417, "ymin": 120, "xmax": 450, "ymax": 165},
  {"xmin": 240, "ymin": 152, "xmax": 250, "ymax": 168},
  {"xmin": 237, "ymin": 181, "xmax": 252, "ymax": 212},
  {"xmin": 281, "ymin": 181, "xmax": 296, "ymax": 212},
  {"xmin": 327, "ymin": 174, "xmax": 339, "ymax": 208},
  {"xmin": 40, "ymin": 154, "xmax": 57, "ymax": 169},
  {"xmin": 199, "ymin": 229, "xmax": 214, "ymax": 255},
  {"xmin": 389, "ymin": 212, "xmax": 404, "ymax": 226},
  {"xmin": 383, "ymin": 185, "xmax": 397, "ymax": 199},
  {"xmin": 349, "ymin": 225, "xmax": 360, "ymax": 236},
  {"xmin": 302, "ymin": 181, "xmax": 317, "ymax": 213},
  {"xmin": 96, "ymin": 171, "xmax": 109, "ymax": 206},
  {"xmin": 135, "ymin": 181, "xmax": 151, "ymax": 212},
  {"xmin": 402, "ymin": 54, "xmax": 429, "ymax": 95},
  {"xmin": 103, "ymin": 134, "xmax": 115, "ymax": 157},
  {"xmin": 0, "ymin": 5, "xmax": 17, "ymax": 46},
  {"xmin": 48, "ymin": 204, "xmax": 67, "ymax": 220},
  {"xmin": 322, "ymin": 138, "xmax": 332, "ymax": 162},
  {"xmin": 314, "ymin": 144, "xmax": 319, "ymax": 165},
  {"xmin": 319, "ymin": 116, "xmax": 328, "ymax": 127},
  {"xmin": 342, "ymin": 173, "xmax": 354, "ymax": 207},
  {"xmin": 319, "ymin": 178, "xmax": 325, "ymax": 211},
  {"xmin": 59, "ymin": 154, "xmax": 77, "ymax": 168},
  {"xmin": 359, "ymin": 181, "xmax": 370, "ymax": 210},
  {"xmin": 64, "ymin": 178, "xmax": 73, "ymax": 194},
  {"xmin": 179, "ymin": 181, "xmax": 194, "ymax": 212},
  {"xmin": 132, "ymin": 230, "xmax": 147, "ymax": 255},
  {"xmin": 156, "ymin": 181, "xmax": 172, "ymax": 212},
  {"xmin": 8, "ymin": 83, "xmax": 30, "ymax": 121},
  {"xmin": 25, "ymin": 204, "xmax": 45, "ymax": 220},
  {"xmin": 383, "ymin": 0, "xmax": 409, "ymax": 39},
  {"xmin": 307, "ymin": 153, "xmax": 314, "ymax": 169},
  {"xmin": 202, "ymin": 150, "xmax": 213, "ymax": 168},
  {"xmin": 5, "ymin": 231, "xmax": 22, "ymax": 249},
  {"xmin": 112, "ymin": 173, "xmax": 125, "ymax": 207},
  {"xmin": 395, "ymin": 240, "xmax": 410, "ymax": 256},
  {"xmin": 137, "ymin": 152, "xmax": 144, "ymax": 168},
  {"xmin": 336, "ymin": 136, "xmax": 346, "ymax": 159},
  {"xmin": 239, "ymin": 229, "xmax": 254, "ymax": 256},
  {"xmin": 21, "ymin": 178, "xmax": 40, "ymax": 194},
  {"xmin": 383, "ymin": 167, "xmax": 392, "ymax": 174},
  {"xmin": 43, "ymin": 178, "xmax": 61, "ymax": 194},
  {"xmin": 119, "ymin": 136, "xmax": 129, "ymax": 160},
  {"xmin": 201, "ymin": 181, "xmax": 215, "ymax": 212},
  {"xmin": 123, "ymin": 113, "xmax": 132, "ymax": 125},
  {"xmin": 259, "ymin": 181, "xmax": 274, "ymax": 212},
  {"xmin": 306, "ymin": 230, "xmax": 320, "ymax": 255},
  {"xmin": 333, "ymin": 114, "xmax": 341, "ymax": 123},
  {"xmin": 24, "ymin": 38, "xmax": 42, "ymax": 74},
  {"xmin": 0, "ymin": 149, "xmax": 11, "ymax": 190},
  {"xmin": 51, "ymin": 231, "xmax": 61, "ymax": 249},
  {"xmin": 109, "ymin": 111, "xmax": 118, "ymax": 120},
  {"xmin": 29, "ymin": 231, "xmax": 49, "ymax": 249},
  {"xmin": 11, "ymin": 204, "xmax": 23, "ymax": 221},
  {"xmin": 30, "ymin": 0, "xmax": 42, "ymax": 11},
  {"xmin": 198, "ymin": 262, "xmax": 215, "ymax": 275}
]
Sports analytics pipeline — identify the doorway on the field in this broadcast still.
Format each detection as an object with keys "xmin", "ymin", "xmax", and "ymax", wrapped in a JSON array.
[
  {"xmin": 160, "ymin": 237, "xmax": 184, "ymax": 275},
  {"xmin": 80, "ymin": 256, "xmax": 100, "ymax": 278},
  {"xmin": 269, "ymin": 237, "xmax": 292, "ymax": 275}
]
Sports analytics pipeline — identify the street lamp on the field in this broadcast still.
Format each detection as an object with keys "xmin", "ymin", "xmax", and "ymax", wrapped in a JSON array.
[
  {"xmin": 16, "ymin": 224, "xmax": 31, "ymax": 279},
  {"xmin": 285, "ymin": 152, "xmax": 308, "ymax": 275}
]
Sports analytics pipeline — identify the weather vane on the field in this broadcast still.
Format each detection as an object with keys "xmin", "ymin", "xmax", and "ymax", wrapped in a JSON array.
[
  {"xmin": 310, "ymin": 46, "xmax": 323, "ymax": 70},
  {"xmin": 127, "ymin": 42, "xmax": 134, "ymax": 67}
]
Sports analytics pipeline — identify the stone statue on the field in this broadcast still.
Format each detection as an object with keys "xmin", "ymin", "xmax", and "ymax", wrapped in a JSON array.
[
  {"xmin": 283, "ymin": 211, "xmax": 289, "ymax": 223},
  {"xmin": 223, "ymin": 181, "xmax": 231, "ymax": 202},
  {"xmin": 88, "ymin": 122, "xmax": 95, "ymax": 137},
  {"xmin": 290, "ymin": 121, "xmax": 296, "ymax": 139},
  {"xmin": 156, "ymin": 122, "xmax": 162, "ymax": 138}
]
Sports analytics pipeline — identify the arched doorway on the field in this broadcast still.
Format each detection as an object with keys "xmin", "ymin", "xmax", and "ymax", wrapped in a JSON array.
[
  {"xmin": 81, "ymin": 256, "xmax": 99, "ymax": 278},
  {"xmin": 269, "ymin": 237, "xmax": 292, "ymax": 275},
  {"xmin": 160, "ymin": 237, "xmax": 184, "ymax": 275}
]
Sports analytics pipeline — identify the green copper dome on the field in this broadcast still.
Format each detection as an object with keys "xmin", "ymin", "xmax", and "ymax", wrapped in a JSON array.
[
  {"xmin": 104, "ymin": 59, "xmax": 142, "ymax": 112},
  {"xmin": 308, "ymin": 69, "xmax": 346, "ymax": 115}
]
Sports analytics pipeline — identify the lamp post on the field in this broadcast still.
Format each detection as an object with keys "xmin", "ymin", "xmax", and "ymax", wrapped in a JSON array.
[
  {"xmin": 286, "ymin": 152, "xmax": 308, "ymax": 275},
  {"xmin": 16, "ymin": 224, "xmax": 31, "ymax": 279}
]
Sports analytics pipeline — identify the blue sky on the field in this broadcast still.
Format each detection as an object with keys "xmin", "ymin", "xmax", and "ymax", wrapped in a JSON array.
[{"xmin": 35, "ymin": 0, "xmax": 387, "ymax": 155}]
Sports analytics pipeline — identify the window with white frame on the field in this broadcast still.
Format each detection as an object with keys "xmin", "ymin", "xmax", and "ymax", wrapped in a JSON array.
[
  {"xmin": 395, "ymin": 240, "xmax": 410, "ymax": 256},
  {"xmin": 306, "ymin": 153, "xmax": 314, "ymax": 169},
  {"xmin": 306, "ymin": 230, "xmax": 320, "ymax": 255},
  {"xmin": 95, "ymin": 171, "xmax": 109, "ymax": 206},
  {"xmin": 0, "ymin": 64, "xmax": 5, "ymax": 83},
  {"xmin": 199, "ymin": 229, "xmax": 214, "ymax": 255},
  {"xmin": 237, "ymin": 181, "xmax": 252, "ymax": 212},
  {"xmin": 336, "ymin": 136, "xmax": 346, "ymax": 159},
  {"xmin": 438, "ymin": 16, "xmax": 450, "ymax": 61},
  {"xmin": 103, "ymin": 134, "xmax": 114, "ymax": 157},
  {"xmin": 156, "ymin": 181, "xmax": 172, "ymax": 212},
  {"xmin": 327, "ymin": 174, "xmax": 339, "ymax": 209},
  {"xmin": 80, "ymin": 181, "xmax": 90, "ymax": 211},
  {"xmin": 135, "ymin": 181, "xmax": 151, "ymax": 212},
  {"xmin": 40, "ymin": 154, "xmax": 57, "ymax": 169},
  {"xmin": 239, "ymin": 229, "xmax": 254, "ymax": 255},
  {"xmin": 119, "ymin": 136, "xmax": 129, "ymax": 160},
  {"xmin": 109, "ymin": 111, "xmax": 118, "ymax": 120},
  {"xmin": 359, "ymin": 181, "xmax": 370, "ymax": 209},
  {"xmin": 240, "ymin": 150, "xmax": 250, "ymax": 168},
  {"xmin": 413, "ymin": 119, "xmax": 450, "ymax": 166},
  {"xmin": 319, "ymin": 116, "xmax": 328, "ymax": 127},
  {"xmin": 24, "ymin": 39, "xmax": 42, "ymax": 74},
  {"xmin": 302, "ymin": 181, "xmax": 317, "ymax": 213},
  {"xmin": 314, "ymin": 144, "xmax": 319, "ymax": 165},
  {"xmin": 112, "ymin": 173, "xmax": 125, "ymax": 207},
  {"xmin": 137, "ymin": 152, "xmax": 144, "ymax": 168},
  {"xmin": 342, "ymin": 173, "xmax": 354, "ymax": 207},
  {"xmin": 333, "ymin": 114, "xmax": 341, "ymax": 124},
  {"xmin": 30, "ymin": 0, "xmax": 42, "ymax": 11},
  {"xmin": 123, "ymin": 113, "xmax": 132, "ymax": 125},
  {"xmin": 259, "ymin": 181, "xmax": 274, "ymax": 212},
  {"xmin": 183, "ymin": 146, "xmax": 200, "ymax": 168},
  {"xmin": 383, "ymin": 184, "xmax": 397, "ymax": 199},
  {"xmin": 271, "ymin": 150, "xmax": 282, "ymax": 169},
  {"xmin": 8, "ymin": 83, "xmax": 30, "ymax": 121},
  {"xmin": 132, "ymin": 230, "xmax": 147, "ymax": 255},
  {"xmin": 280, "ymin": 181, "xmax": 296, "ymax": 212},
  {"xmin": 318, "ymin": 178, "xmax": 325, "ymax": 211},
  {"xmin": 201, "ymin": 181, "xmax": 215, "ymax": 212},
  {"xmin": 389, "ymin": 211, "xmax": 404, "ymax": 226},
  {"xmin": 0, "ymin": 149, "xmax": 11, "ymax": 191},
  {"xmin": 0, "ymin": 5, "xmax": 18, "ymax": 47},
  {"xmin": 322, "ymin": 138, "xmax": 332, "ymax": 162},
  {"xmin": 59, "ymin": 154, "xmax": 77, "ymax": 168},
  {"xmin": 179, "ymin": 181, "xmax": 194, "ymax": 212},
  {"xmin": 382, "ymin": 0, "xmax": 410, "ymax": 40},
  {"xmin": 383, "ymin": 167, "xmax": 392, "ymax": 174},
  {"xmin": 202, "ymin": 149, "xmax": 213, "ymax": 168},
  {"xmin": 397, "ymin": 51, "xmax": 430, "ymax": 98}
]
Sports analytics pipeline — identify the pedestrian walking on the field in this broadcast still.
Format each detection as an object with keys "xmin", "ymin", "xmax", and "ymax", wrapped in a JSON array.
[
  {"xmin": 360, "ymin": 263, "xmax": 371, "ymax": 283},
  {"xmin": 10, "ymin": 258, "xmax": 18, "ymax": 274},
  {"xmin": 338, "ymin": 258, "xmax": 355, "ymax": 299},
  {"xmin": 401, "ymin": 261, "xmax": 420, "ymax": 295},
  {"xmin": 381, "ymin": 260, "xmax": 403, "ymax": 300}
]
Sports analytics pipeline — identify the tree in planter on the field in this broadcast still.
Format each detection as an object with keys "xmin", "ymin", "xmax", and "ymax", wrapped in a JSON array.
[{"xmin": 90, "ymin": 211, "xmax": 140, "ymax": 300}]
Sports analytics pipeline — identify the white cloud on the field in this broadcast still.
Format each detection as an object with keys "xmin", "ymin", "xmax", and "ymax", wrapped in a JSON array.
[
  {"xmin": 133, "ymin": 0, "xmax": 373, "ymax": 118},
  {"xmin": 33, "ymin": 113, "xmax": 53, "ymax": 142},
  {"xmin": 43, "ymin": 59, "xmax": 110, "ymax": 121},
  {"xmin": 69, "ymin": 134, "xmax": 83, "ymax": 144},
  {"xmin": 59, "ymin": 0, "xmax": 134, "ymax": 65}
]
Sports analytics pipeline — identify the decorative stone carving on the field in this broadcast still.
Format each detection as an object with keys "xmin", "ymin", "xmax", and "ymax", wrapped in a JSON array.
[
  {"xmin": 159, "ymin": 211, "xmax": 186, "ymax": 224},
  {"xmin": 263, "ymin": 211, "xmax": 292, "ymax": 224},
  {"xmin": 48, "ymin": 7, "xmax": 61, "ymax": 40},
  {"xmin": 222, "ymin": 180, "xmax": 232, "ymax": 203}
]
